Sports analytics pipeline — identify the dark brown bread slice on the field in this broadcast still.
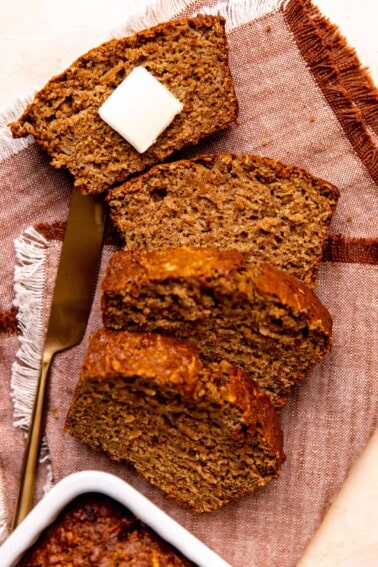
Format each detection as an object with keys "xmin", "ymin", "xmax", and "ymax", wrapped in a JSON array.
[
  {"xmin": 106, "ymin": 153, "xmax": 339, "ymax": 286},
  {"xmin": 101, "ymin": 246, "xmax": 332, "ymax": 408},
  {"xmin": 65, "ymin": 329, "xmax": 285, "ymax": 513},
  {"xmin": 9, "ymin": 16, "xmax": 238, "ymax": 195},
  {"xmin": 18, "ymin": 493, "xmax": 195, "ymax": 566}
]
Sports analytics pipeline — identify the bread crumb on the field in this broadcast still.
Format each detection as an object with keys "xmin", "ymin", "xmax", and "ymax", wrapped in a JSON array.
[
  {"xmin": 310, "ymin": 115, "xmax": 316, "ymax": 123},
  {"xmin": 261, "ymin": 138, "xmax": 270, "ymax": 146},
  {"xmin": 265, "ymin": 25, "xmax": 272, "ymax": 32},
  {"xmin": 52, "ymin": 407, "xmax": 59, "ymax": 419},
  {"xmin": 346, "ymin": 215, "xmax": 353, "ymax": 222}
]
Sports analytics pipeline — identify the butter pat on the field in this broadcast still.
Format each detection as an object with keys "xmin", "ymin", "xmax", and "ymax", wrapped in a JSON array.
[{"xmin": 98, "ymin": 66, "xmax": 183, "ymax": 153}]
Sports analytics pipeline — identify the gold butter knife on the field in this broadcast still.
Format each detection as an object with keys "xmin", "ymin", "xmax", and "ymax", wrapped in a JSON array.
[{"xmin": 12, "ymin": 189, "xmax": 106, "ymax": 529}]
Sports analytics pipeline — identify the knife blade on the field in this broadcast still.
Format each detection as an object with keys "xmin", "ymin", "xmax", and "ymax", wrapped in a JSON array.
[{"xmin": 12, "ymin": 188, "xmax": 106, "ymax": 529}]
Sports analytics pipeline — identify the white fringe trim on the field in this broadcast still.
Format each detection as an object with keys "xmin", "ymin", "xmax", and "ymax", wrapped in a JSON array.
[
  {"xmin": 11, "ymin": 226, "xmax": 48, "ymax": 430},
  {"xmin": 0, "ymin": 467, "xmax": 8, "ymax": 544},
  {"xmin": 0, "ymin": 227, "xmax": 48, "ymax": 543},
  {"xmin": 3, "ymin": 226, "xmax": 54, "ymax": 540},
  {"xmin": 0, "ymin": 88, "xmax": 36, "ymax": 163},
  {"xmin": 111, "ymin": 0, "xmax": 285, "ymax": 37},
  {"xmin": 193, "ymin": 0, "xmax": 286, "ymax": 29},
  {"xmin": 40, "ymin": 437, "xmax": 54, "ymax": 496}
]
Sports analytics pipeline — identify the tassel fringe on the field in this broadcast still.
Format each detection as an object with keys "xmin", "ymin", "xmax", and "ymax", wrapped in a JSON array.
[
  {"xmin": 284, "ymin": 0, "xmax": 378, "ymax": 185},
  {"xmin": 111, "ymin": 0, "xmax": 285, "ymax": 37},
  {"xmin": 0, "ymin": 88, "xmax": 36, "ymax": 163},
  {"xmin": 0, "ymin": 227, "xmax": 53, "ymax": 543},
  {"xmin": 11, "ymin": 227, "xmax": 48, "ymax": 429},
  {"xmin": 0, "ymin": 467, "xmax": 7, "ymax": 544}
]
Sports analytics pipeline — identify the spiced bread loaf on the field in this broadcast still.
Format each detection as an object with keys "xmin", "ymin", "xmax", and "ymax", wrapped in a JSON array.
[
  {"xmin": 106, "ymin": 154, "xmax": 339, "ymax": 286},
  {"xmin": 65, "ymin": 329, "xmax": 285, "ymax": 513},
  {"xmin": 18, "ymin": 493, "xmax": 195, "ymax": 566},
  {"xmin": 10, "ymin": 16, "xmax": 238, "ymax": 195},
  {"xmin": 101, "ymin": 246, "xmax": 332, "ymax": 408}
]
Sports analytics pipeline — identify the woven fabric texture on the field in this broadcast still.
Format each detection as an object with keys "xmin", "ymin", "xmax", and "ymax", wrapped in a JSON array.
[{"xmin": 0, "ymin": 1, "xmax": 377, "ymax": 564}]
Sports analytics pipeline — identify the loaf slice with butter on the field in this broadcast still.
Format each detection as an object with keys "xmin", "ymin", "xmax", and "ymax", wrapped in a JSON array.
[
  {"xmin": 10, "ymin": 15, "xmax": 238, "ymax": 195},
  {"xmin": 106, "ymin": 154, "xmax": 339, "ymax": 287},
  {"xmin": 65, "ymin": 329, "xmax": 285, "ymax": 513},
  {"xmin": 101, "ymin": 246, "xmax": 333, "ymax": 408}
]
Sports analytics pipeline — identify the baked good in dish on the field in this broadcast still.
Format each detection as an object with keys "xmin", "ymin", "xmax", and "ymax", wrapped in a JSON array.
[
  {"xmin": 106, "ymin": 153, "xmax": 339, "ymax": 286},
  {"xmin": 65, "ymin": 329, "xmax": 285, "ymax": 512},
  {"xmin": 17, "ymin": 492, "xmax": 195, "ymax": 566},
  {"xmin": 10, "ymin": 16, "xmax": 238, "ymax": 195},
  {"xmin": 101, "ymin": 246, "xmax": 333, "ymax": 408}
]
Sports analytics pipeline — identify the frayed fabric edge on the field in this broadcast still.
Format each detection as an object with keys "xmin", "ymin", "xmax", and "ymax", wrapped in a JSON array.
[
  {"xmin": 283, "ymin": 0, "xmax": 378, "ymax": 186},
  {"xmin": 0, "ymin": 88, "xmax": 36, "ymax": 163},
  {"xmin": 0, "ymin": 227, "xmax": 53, "ymax": 544},
  {"xmin": 11, "ymin": 226, "xmax": 48, "ymax": 430},
  {"xmin": 111, "ymin": 0, "xmax": 286, "ymax": 37},
  {"xmin": 0, "ymin": 466, "xmax": 8, "ymax": 544}
]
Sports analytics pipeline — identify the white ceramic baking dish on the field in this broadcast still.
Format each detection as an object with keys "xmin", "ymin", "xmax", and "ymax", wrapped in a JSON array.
[{"xmin": 0, "ymin": 470, "xmax": 231, "ymax": 567}]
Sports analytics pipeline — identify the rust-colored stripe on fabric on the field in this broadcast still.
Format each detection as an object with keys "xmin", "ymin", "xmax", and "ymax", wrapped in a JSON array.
[
  {"xmin": 323, "ymin": 234, "xmax": 378, "ymax": 265},
  {"xmin": 283, "ymin": 0, "xmax": 378, "ymax": 186},
  {"xmin": 0, "ymin": 307, "xmax": 19, "ymax": 335},
  {"xmin": 34, "ymin": 221, "xmax": 378, "ymax": 266},
  {"xmin": 34, "ymin": 220, "xmax": 66, "ymax": 242}
]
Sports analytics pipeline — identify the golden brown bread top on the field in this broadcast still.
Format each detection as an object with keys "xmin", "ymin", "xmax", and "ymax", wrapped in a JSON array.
[
  {"xmin": 82, "ymin": 328, "xmax": 202, "ymax": 396},
  {"xmin": 256, "ymin": 262, "xmax": 333, "ymax": 335},
  {"xmin": 101, "ymin": 246, "xmax": 332, "ymax": 336},
  {"xmin": 80, "ymin": 328, "xmax": 284, "ymax": 459},
  {"xmin": 101, "ymin": 246, "xmax": 246, "ymax": 288}
]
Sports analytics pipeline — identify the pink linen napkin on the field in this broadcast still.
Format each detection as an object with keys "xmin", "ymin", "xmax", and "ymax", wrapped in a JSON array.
[{"xmin": 0, "ymin": 1, "xmax": 377, "ymax": 565}]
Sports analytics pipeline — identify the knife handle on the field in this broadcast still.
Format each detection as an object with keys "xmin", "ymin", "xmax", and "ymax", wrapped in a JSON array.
[{"xmin": 11, "ymin": 348, "xmax": 55, "ymax": 530}]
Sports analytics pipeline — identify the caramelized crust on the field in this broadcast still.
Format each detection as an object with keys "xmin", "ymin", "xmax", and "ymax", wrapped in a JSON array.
[
  {"xmin": 101, "ymin": 247, "xmax": 332, "ymax": 407},
  {"xmin": 65, "ymin": 330, "xmax": 285, "ymax": 512},
  {"xmin": 18, "ymin": 493, "xmax": 195, "ymax": 566}
]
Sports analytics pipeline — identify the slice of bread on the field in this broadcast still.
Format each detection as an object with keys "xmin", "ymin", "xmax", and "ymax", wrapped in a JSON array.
[
  {"xmin": 106, "ymin": 154, "xmax": 339, "ymax": 286},
  {"xmin": 10, "ymin": 16, "xmax": 238, "ymax": 195},
  {"xmin": 65, "ymin": 329, "xmax": 285, "ymax": 513},
  {"xmin": 101, "ymin": 246, "xmax": 333, "ymax": 408}
]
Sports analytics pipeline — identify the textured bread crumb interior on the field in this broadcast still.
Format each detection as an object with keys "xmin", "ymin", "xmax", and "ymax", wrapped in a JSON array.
[
  {"xmin": 102, "ymin": 249, "xmax": 332, "ymax": 407},
  {"xmin": 66, "ymin": 374, "xmax": 280, "ymax": 512},
  {"xmin": 107, "ymin": 154, "xmax": 339, "ymax": 286}
]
